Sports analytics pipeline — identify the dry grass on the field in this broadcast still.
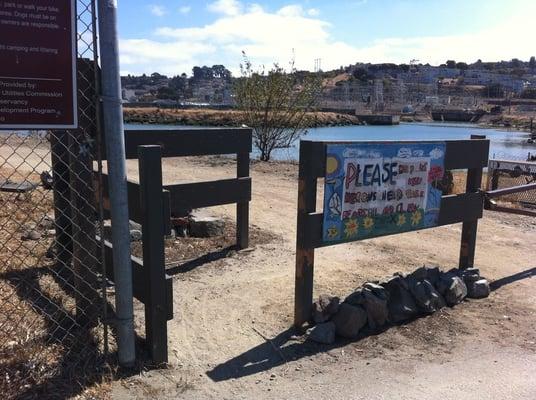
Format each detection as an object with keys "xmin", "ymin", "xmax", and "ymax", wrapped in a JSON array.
[
  {"xmin": 0, "ymin": 170, "xmax": 111, "ymax": 400},
  {"xmin": 123, "ymin": 107, "xmax": 360, "ymax": 128}
]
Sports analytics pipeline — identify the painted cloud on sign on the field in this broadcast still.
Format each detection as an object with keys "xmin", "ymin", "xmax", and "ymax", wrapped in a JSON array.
[
  {"xmin": 397, "ymin": 148, "xmax": 412, "ymax": 158},
  {"xmin": 429, "ymin": 147, "xmax": 444, "ymax": 160}
]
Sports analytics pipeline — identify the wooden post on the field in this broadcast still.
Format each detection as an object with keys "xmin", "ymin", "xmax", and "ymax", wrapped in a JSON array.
[
  {"xmin": 294, "ymin": 141, "xmax": 318, "ymax": 328},
  {"xmin": 68, "ymin": 59, "xmax": 98, "ymax": 326},
  {"xmin": 50, "ymin": 131, "xmax": 73, "ymax": 272},
  {"xmin": 490, "ymin": 167, "xmax": 499, "ymax": 191},
  {"xmin": 236, "ymin": 151, "xmax": 250, "ymax": 249},
  {"xmin": 459, "ymin": 135, "xmax": 485, "ymax": 269},
  {"xmin": 138, "ymin": 145, "xmax": 168, "ymax": 364}
]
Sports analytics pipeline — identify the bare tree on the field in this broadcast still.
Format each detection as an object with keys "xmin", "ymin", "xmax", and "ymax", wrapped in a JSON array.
[{"xmin": 234, "ymin": 53, "xmax": 322, "ymax": 161}]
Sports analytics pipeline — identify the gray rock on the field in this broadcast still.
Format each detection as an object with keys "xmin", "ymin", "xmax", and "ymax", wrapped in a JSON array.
[
  {"xmin": 130, "ymin": 229, "xmax": 143, "ymax": 242},
  {"xmin": 331, "ymin": 303, "xmax": 367, "ymax": 339},
  {"xmin": 410, "ymin": 265, "xmax": 441, "ymax": 287},
  {"xmin": 306, "ymin": 321, "xmax": 336, "ymax": 344},
  {"xmin": 438, "ymin": 274, "xmax": 467, "ymax": 306},
  {"xmin": 38, "ymin": 215, "xmax": 55, "ymax": 230},
  {"xmin": 467, "ymin": 279, "xmax": 490, "ymax": 299},
  {"xmin": 407, "ymin": 278, "xmax": 446, "ymax": 314},
  {"xmin": 382, "ymin": 274, "xmax": 419, "ymax": 323},
  {"xmin": 129, "ymin": 220, "xmax": 142, "ymax": 231},
  {"xmin": 21, "ymin": 230, "xmax": 41, "ymax": 241},
  {"xmin": 346, "ymin": 283, "xmax": 389, "ymax": 331},
  {"xmin": 312, "ymin": 294, "xmax": 340, "ymax": 324},
  {"xmin": 189, "ymin": 211, "xmax": 225, "ymax": 237},
  {"xmin": 461, "ymin": 268, "xmax": 481, "ymax": 285}
]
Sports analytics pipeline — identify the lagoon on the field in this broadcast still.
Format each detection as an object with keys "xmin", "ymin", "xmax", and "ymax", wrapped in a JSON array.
[{"xmin": 126, "ymin": 122, "xmax": 534, "ymax": 162}]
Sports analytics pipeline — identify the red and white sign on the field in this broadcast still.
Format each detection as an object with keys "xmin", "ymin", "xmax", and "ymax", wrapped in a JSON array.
[{"xmin": 0, "ymin": 0, "xmax": 77, "ymax": 129}]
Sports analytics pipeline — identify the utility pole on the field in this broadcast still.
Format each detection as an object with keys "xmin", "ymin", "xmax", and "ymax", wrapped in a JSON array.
[{"xmin": 97, "ymin": 0, "xmax": 135, "ymax": 367}]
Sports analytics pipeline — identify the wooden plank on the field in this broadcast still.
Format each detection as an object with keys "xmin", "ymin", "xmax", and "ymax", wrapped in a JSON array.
[
  {"xmin": 236, "ymin": 151, "xmax": 250, "ymax": 249},
  {"xmin": 102, "ymin": 240, "xmax": 173, "ymax": 320},
  {"xmin": 303, "ymin": 192, "xmax": 484, "ymax": 249},
  {"xmin": 300, "ymin": 139, "xmax": 490, "ymax": 179},
  {"xmin": 444, "ymin": 139, "xmax": 489, "ymax": 169},
  {"xmin": 106, "ymin": 128, "xmax": 253, "ymax": 159},
  {"xmin": 294, "ymin": 141, "xmax": 318, "ymax": 328},
  {"xmin": 459, "ymin": 135, "xmax": 485, "ymax": 270},
  {"xmin": 165, "ymin": 178, "xmax": 251, "ymax": 215},
  {"xmin": 139, "ymin": 145, "xmax": 168, "ymax": 364},
  {"xmin": 96, "ymin": 172, "xmax": 171, "ymax": 234}
]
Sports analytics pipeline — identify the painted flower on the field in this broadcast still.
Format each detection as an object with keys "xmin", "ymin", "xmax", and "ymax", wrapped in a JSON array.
[
  {"xmin": 363, "ymin": 216, "xmax": 374, "ymax": 230},
  {"xmin": 396, "ymin": 213, "xmax": 406, "ymax": 227},
  {"xmin": 327, "ymin": 226, "xmax": 339, "ymax": 239},
  {"xmin": 411, "ymin": 210, "xmax": 422, "ymax": 226},
  {"xmin": 344, "ymin": 218, "xmax": 359, "ymax": 238},
  {"xmin": 428, "ymin": 165, "xmax": 444, "ymax": 183}
]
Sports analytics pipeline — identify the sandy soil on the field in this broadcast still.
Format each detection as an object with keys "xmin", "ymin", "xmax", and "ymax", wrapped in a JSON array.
[{"xmin": 112, "ymin": 156, "xmax": 536, "ymax": 400}]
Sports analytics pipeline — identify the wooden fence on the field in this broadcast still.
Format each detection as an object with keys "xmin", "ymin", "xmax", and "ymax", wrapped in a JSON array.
[
  {"xmin": 294, "ymin": 135, "xmax": 490, "ymax": 327},
  {"xmin": 98, "ymin": 128, "xmax": 252, "ymax": 363}
]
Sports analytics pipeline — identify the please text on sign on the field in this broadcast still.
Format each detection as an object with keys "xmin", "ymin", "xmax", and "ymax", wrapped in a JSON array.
[{"xmin": 322, "ymin": 142, "xmax": 446, "ymax": 243}]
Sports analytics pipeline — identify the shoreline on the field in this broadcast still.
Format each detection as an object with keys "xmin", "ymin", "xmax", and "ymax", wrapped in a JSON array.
[
  {"xmin": 124, "ymin": 107, "xmax": 533, "ymax": 134},
  {"xmin": 123, "ymin": 107, "xmax": 361, "ymax": 128}
]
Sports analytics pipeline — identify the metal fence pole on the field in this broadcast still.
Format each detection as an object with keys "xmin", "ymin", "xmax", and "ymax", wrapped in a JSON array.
[{"xmin": 97, "ymin": 0, "xmax": 135, "ymax": 366}]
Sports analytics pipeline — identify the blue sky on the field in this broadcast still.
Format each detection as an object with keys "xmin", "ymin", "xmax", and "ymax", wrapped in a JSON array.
[{"xmin": 117, "ymin": 0, "xmax": 536, "ymax": 76}]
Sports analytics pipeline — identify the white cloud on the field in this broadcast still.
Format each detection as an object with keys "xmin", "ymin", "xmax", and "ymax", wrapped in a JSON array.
[
  {"xmin": 179, "ymin": 5, "xmax": 191, "ymax": 14},
  {"xmin": 149, "ymin": 4, "xmax": 166, "ymax": 17},
  {"xmin": 207, "ymin": 0, "xmax": 242, "ymax": 16},
  {"xmin": 277, "ymin": 5, "xmax": 304, "ymax": 17},
  {"xmin": 307, "ymin": 8, "xmax": 320, "ymax": 17},
  {"xmin": 120, "ymin": 3, "xmax": 536, "ymax": 76}
]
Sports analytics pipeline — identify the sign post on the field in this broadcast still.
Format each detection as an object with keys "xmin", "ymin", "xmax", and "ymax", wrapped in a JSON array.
[
  {"xmin": 0, "ymin": 0, "xmax": 77, "ymax": 129},
  {"xmin": 293, "ymin": 138, "xmax": 489, "ymax": 328}
]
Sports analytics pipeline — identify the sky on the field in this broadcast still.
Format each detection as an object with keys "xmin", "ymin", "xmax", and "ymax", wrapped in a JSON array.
[{"xmin": 117, "ymin": 0, "xmax": 536, "ymax": 76}]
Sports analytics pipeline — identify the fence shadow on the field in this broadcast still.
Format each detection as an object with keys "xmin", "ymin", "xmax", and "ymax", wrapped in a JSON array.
[
  {"xmin": 165, "ymin": 245, "xmax": 237, "ymax": 275},
  {"xmin": 490, "ymin": 266, "xmax": 536, "ymax": 291},
  {"xmin": 0, "ymin": 263, "xmax": 111, "ymax": 399},
  {"xmin": 205, "ymin": 324, "xmax": 395, "ymax": 382},
  {"xmin": 207, "ymin": 267, "xmax": 536, "ymax": 382}
]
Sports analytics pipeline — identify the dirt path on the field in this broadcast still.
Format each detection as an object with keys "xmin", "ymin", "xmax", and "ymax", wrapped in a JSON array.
[{"xmin": 112, "ymin": 156, "xmax": 536, "ymax": 400}]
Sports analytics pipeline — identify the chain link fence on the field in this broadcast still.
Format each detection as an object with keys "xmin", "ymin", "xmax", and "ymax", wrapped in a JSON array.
[
  {"xmin": 0, "ymin": 1, "xmax": 112, "ymax": 398},
  {"xmin": 487, "ymin": 159, "xmax": 536, "ymax": 209}
]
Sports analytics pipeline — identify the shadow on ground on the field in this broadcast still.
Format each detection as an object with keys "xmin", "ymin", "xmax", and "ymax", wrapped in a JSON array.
[
  {"xmin": 207, "ymin": 266, "xmax": 536, "ymax": 382},
  {"xmin": 166, "ymin": 245, "xmax": 237, "ymax": 275},
  {"xmin": 0, "ymin": 263, "xmax": 116, "ymax": 399}
]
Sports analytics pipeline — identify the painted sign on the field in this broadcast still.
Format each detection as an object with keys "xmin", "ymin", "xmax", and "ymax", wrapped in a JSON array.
[
  {"xmin": 0, "ymin": 0, "xmax": 77, "ymax": 129},
  {"xmin": 322, "ymin": 142, "xmax": 446, "ymax": 243}
]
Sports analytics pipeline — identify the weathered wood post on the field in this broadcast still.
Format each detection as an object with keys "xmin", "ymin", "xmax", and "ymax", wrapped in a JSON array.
[
  {"xmin": 236, "ymin": 149, "xmax": 250, "ymax": 249},
  {"xmin": 138, "ymin": 145, "xmax": 168, "ymax": 364},
  {"xmin": 51, "ymin": 131, "xmax": 73, "ymax": 273},
  {"xmin": 68, "ymin": 59, "xmax": 99, "ymax": 325},
  {"xmin": 459, "ymin": 134, "xmax": 485, "ymax": 269},
  {"xmin": 294, "ymin": 141, "xmax": 318, "ymax": 328}
]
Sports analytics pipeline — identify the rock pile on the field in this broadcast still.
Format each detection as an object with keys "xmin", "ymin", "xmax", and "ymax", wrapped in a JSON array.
[{"xmin": 307, "ymin": 265, "xmax": 491, "ymax": 345}]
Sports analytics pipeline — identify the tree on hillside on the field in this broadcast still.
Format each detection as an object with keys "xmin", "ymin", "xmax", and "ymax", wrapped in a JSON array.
[
  {"xmin": 446, "ymin": 60, "xmax": 456, "ymax": 69},
  {"xmin": 530, "ymin": 56, "xmax": 536, "ymax": 71},
  {"xmin": 234, "ymin": 53, "xmax": 322, "ymax": 161}
]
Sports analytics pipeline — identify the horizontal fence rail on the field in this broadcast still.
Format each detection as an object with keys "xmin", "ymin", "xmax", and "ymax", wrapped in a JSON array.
[{"xmin": 98, "ymin": 128, "xmax": 252, "ymax": 159}]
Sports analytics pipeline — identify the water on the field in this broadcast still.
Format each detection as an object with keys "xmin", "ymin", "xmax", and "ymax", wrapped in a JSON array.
[{"xmin": 126, "ymin": 122, "xmax": 535, "ymax": 162}]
